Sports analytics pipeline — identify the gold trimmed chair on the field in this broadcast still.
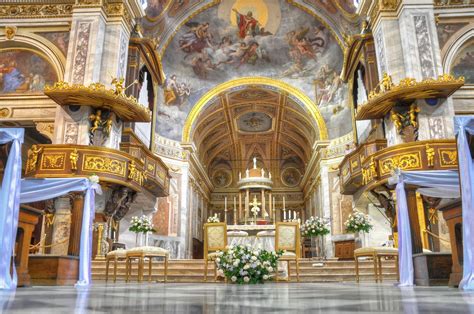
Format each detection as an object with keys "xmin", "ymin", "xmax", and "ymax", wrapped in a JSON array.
[
  {"xmin": 105, "ymin": 249, "xmax": 127, "ymax": 283},
  {"xmin": 354, "ymin": 247, "xmax": 399, "ymax": 283},
  {"xmin": 203, "ymin": 222, "xmax": 227, "ymax": 282},
  {"xmin": 275, "ymin": 222, "xmax": 301, "ymax": 282},
  {"xmin": 125, "ymin": 246, "xmax": 169, "ymax": 283}
]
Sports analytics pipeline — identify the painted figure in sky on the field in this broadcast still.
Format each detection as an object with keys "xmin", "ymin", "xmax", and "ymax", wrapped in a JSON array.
[
  {"xmin": 179, "ymin": 22, "xmax": 213, "ymax": 53},
  {"xmin": 233, "ymin": 9, "xmax": 261, "ymax": 39}
]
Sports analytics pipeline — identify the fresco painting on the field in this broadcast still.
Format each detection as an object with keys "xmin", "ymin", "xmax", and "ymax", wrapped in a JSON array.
[
  {"xmin": 0, "ymin": 49, "xmax": 58, "ymax": 95},
  {"xmin": 451, "ymin": 40, "xmax": 474, "ymax": 84},
  {"xmin": 157, "ymin": 0, "xmax": 352, "ymax": 140},
  {"xmin": 37, "ymin": 31, "xmax": 70, "ymax": 55}
]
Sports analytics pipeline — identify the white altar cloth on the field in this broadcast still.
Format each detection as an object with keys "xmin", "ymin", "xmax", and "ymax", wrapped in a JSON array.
[
  {"xmin": 227, "ymin": 235, "xmax": 275, "ymax": 252},
  {"xmin": 227, "ymin": 225, "xmax": 275, "ymax": 231}
]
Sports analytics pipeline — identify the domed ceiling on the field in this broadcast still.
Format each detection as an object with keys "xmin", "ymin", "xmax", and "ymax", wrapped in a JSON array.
[
  {"xmin": 191, "ymin": 85, "xmax": 319, "ymax": 188},
  {"xmin": 142, "ymin": 0, "xmax": 359, "ymax": 143}
]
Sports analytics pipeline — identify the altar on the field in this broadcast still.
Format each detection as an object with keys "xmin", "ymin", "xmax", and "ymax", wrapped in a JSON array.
[{"xmin": 226, "ymin": 224, "xmax": 276, "ymax": 252}]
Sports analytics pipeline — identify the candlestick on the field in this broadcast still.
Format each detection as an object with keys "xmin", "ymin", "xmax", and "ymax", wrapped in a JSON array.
[
  {"xmin": 283, "ymin": 196, "xmax": 286, "ymax": 210},
  {"xmin": 283, "ymin": 209, "xmax": 286, "ymax": 221},
  {"xmin": 293, "ymin": 210, "xmax": 296, "ymax": 221},
  {"xmin": 233, "ymin": 196, "xmax": 237, "ymax": 225},
  {"xmin": 273, "ymin": 197, "xmax": 276, "ymax": 223},
  {"xmin": 225, "ymin": 197, "xmax": 227, "ymax": 211}
]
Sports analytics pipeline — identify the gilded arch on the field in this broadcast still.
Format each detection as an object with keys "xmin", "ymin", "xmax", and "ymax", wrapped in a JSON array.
[{"xmin": 182, "ymin": 76, "xmax": 328, "ymax": 143}]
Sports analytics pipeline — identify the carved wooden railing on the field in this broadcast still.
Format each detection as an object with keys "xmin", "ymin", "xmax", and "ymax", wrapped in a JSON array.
[
  {"xmin": 24, "ymin": 144, "xmax": 149, "ymax": 193},
  {"xmin": 339, "ymin": 139, "xmax": 387, "ymax": 194},
  {"xmin": 340, "ymin": 139, "xmax": 458, "ymax": 195},
  {"xmin": 120, "ymin": 130, "xmax": 170, "ymax": 197}
]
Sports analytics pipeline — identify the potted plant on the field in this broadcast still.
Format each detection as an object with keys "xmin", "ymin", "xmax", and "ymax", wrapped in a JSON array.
[
  {"xmin": 344, "ymin": 210, "xmax": 373, "ymax": 247},
  {"xmin": 301, "ymin": 216, "xmax": 330, "ymax": 259}
]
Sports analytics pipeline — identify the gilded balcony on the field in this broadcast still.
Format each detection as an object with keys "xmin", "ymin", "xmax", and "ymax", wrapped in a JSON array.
[
  {"xmin": 355, "ymin": 75, "xmax": 464, "ymax": 120},
  {"xmin": 24, "ymin": 144, "xmax": 150, "ymax": 193},
  {"xmin": 341, "ymin": 139, "xmax": 459, "ymax": 195},
  {"xmin": 339, "ymin": 140, "xmax": 387, "ymax": 194},
  {"xmin": 120, "ymin": 130, "xmax": 170, "ymax": 197},
  {"xmin": 44, "ymin": 81, "xmax": 151, "ymax": 122}
]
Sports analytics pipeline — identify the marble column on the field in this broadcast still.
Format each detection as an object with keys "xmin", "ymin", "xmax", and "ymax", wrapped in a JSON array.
[{"xmin": 51, "ymin": 197, "xmax": 72, "ymax": 256}]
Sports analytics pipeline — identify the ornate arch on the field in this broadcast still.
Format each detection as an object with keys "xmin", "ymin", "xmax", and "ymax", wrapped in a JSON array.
[
  {"xmin": 182, "ymin": 77, "xmax": 328, "ymax": 143},
  {"xmin": 442, "ymin": 25, "xmax": 474, "ymax": 78},
  {"xmin": 0, "ymin": 31, "xmax": 66, "ymax": 80}
]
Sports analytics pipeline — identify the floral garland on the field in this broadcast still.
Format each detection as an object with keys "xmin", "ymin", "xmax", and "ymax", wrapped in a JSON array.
[
  {"xmin": 344, "ymin": 210, "xmax": 373, "ymax": 233},
  {"xmin": 301, "ymin": 216, "xmax": 330, "ymax": 237},
  {"xmin": 216, "ymin": 245, "xmax": 282, "ymax": 284},
  {"xmin": 207, "ymin": 214, "xmax": 220, "ymax": 223},
  {"xmin": 129, "ymin": 215, "xmax": 156, "ymax": 234}
]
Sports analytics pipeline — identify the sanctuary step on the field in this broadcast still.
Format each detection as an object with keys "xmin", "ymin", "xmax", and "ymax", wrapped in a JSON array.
[{"xmin": 91, "ymin": 258, "xmax": 398, "ymax": 283}]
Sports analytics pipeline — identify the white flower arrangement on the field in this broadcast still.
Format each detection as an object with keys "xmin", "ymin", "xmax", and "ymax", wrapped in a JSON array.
[
  {"xmin": 129, "ymin": 215, "xmax": 156, "ymax": 234},
  {"xmin": 301, "ymin": 216, "xmax": 330, "ymax": 237},
  {"xmin": 215, "ymin": 245, "xmax": 282, "ymax": 284},
  {"xmin": 344, "ymin": 210, "xmax": 373, "ymax": 233},
  {"xmin": 88, "ymin": 174, "xmax": 99, "ymax": 184},
  {"xmin": 207, "ymin": 214, "xmax": 220, "ymax": 223}
]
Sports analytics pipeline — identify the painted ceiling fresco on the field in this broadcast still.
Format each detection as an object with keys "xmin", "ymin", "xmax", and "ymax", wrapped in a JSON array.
[
  {"xmin": 0, "ymin": 49, "xmax": 58, "ymax": 95},
  {"xmin": 451, "ymin": 39, "xmax": 474, "ymax": 84},
  {"xmin": 154, "ymin": 0, "xmax": 353, "ymax": 141}
]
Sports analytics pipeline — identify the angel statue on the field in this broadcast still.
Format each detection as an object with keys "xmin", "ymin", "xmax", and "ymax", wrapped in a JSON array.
[{"xmin": 89, "ymin": 109, "xmax": 102, "ymax": 134}]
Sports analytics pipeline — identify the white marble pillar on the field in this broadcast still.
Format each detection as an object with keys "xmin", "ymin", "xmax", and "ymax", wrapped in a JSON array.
[
  {"xmin": 320, "ymin": 166, "xmax": 334, "ymax": 258},
  {"xmin": 51, "ymin": 197, "xmax": 72, "ymax": 256}
]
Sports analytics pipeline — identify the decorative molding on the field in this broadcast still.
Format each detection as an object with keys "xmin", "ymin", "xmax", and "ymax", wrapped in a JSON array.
[
  {"xmin": 5, "ymin": 26, "xmax": 17, "ymax": 40},
  {"xmin": 357, "ymin": 74, "xmax": 464, "ymax": 120},
  {"xmin": 35, "ymin": 122, "xmax": 55, "ymax": 141},
  {"xmin": 71, "ymin": 22, "xmax": 91, "ymax": 84},
  {"xmin": 44, "ymin": 81, "xmax": 151, "ymax": 122},
  {"xmin": 0, "ymin": 3, "xmax": 74, "ymax": 18},
  {"xmin": 414, "ymin": 15, "xmax": 436, "ymax": 79}
]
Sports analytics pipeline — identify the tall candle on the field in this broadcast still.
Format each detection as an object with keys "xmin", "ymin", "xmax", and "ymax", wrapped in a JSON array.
[
  {"xmin": 225, "ymin": 197, "xmax": 227, "ymax": 210},
  {"xmin": 283, "ymin": 196, "xmax": 286, "ymax": 209},
  {"xmin": 293, "ymin": 211, "xmax": 297, "ymax": 221},
  {"xmin": 233, "ymin": 197, "xmax": 237, "ymax": 225}
]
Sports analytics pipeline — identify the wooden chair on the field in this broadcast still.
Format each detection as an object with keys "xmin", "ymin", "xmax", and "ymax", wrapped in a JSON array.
[
  {"xmin": 275, "ymin": 222, "xmax": 300, "ymax": 282},
  {"xmin": 203, "ymin": 223, "xmax": 227, "ymax": 282},
  {"xmin": 125, "ymin": 246, "xmax": 169, "ymax": 283},
  {"xmin": 105, "ymin": 249, "xmax": 127, "ymax": 283},
  {"xmin": 354, "ymin": 247, "xmax": 399, "ymax": 283}
]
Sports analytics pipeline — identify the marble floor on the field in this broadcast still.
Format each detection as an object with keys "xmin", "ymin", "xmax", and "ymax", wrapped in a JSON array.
[{"xmin": 2, "ymin": 282, "xmax": 474, "ymax": 313}]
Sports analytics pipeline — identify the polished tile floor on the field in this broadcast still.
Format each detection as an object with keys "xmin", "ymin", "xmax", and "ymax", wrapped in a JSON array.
[{"xmin": 2, "ymin": 282, "xmax": 474, "ymax": 313}]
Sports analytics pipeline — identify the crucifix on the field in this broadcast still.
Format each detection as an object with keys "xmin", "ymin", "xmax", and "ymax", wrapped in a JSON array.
[{"xmin": 250, "ymin": 196, "xmax": 261, "ymax": 224}]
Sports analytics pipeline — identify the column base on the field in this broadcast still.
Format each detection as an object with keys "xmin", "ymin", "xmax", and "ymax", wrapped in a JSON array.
[
  {"xmin": 413, "ymin": 252, "xmax": 452, "ymax": 286},
  {"xmin": 28, "ymin": 255, "xmax": 79, "ymax": 286}
]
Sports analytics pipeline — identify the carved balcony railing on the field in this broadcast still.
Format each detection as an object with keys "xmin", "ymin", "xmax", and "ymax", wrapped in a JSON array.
[
  {"xmin": 120, "ymin": 130, "xmax": 170, "ymax": 197},
  {"xmin": 44, "ymin": 81, "xmax": 151, "ymax": 122},
  {"xmin": 24, "ymin": 144, "xmax": 149, "ymax": 193},
  {"xmin": 355, "ymin": 75, "xmax": 464, "ymax": 120},
  {"xmin": 341, "ymin": 139, "xmax": 459, "ymax": 195},
  {"xmin": 339, "ymin": 140, "xmax": 387, "ymax": 194}
]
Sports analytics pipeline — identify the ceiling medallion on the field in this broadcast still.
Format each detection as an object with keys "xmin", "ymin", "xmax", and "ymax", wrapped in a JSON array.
[
  {"xmin": 281, "ymin": 167, "xmax": 302, "ymax": 187},
  {"xmin": 237, "ymin": 112, "xmax": 272, "ymax": 133}
]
